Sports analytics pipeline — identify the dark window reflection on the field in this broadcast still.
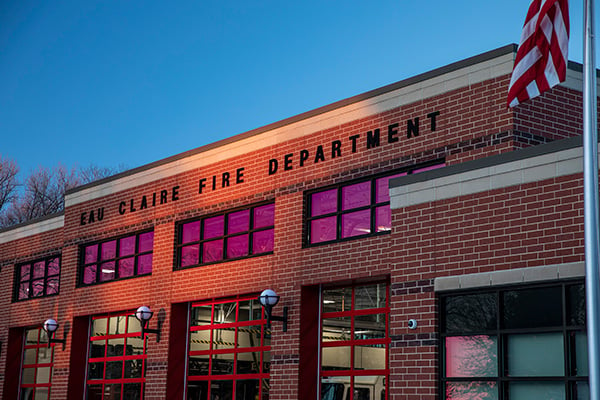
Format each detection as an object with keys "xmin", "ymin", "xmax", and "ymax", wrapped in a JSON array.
[
  {"xmin": 503, "ymin": 287, "xmax": 562, "ymax": 329},
  {"xmin": 444, "ymin": 293, "xmax": 497, "ymax": 333},
  {"xmin": 568, "ymin": 284, "xmax": 586, "ymax": 326}
]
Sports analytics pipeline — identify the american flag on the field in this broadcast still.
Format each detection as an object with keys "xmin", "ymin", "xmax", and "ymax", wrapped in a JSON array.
[{"xmin": 507, "ymin": 0, "xmax": 570, "ymax": 107}]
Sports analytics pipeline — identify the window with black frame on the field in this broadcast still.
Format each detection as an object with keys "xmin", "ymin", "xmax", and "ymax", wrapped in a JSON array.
[
  {"xmin": 440, "ymin": 282, "xmax": 588, "ymax": 400},
  {"xmin": 14, "ymin": 255, "xmax": 61, "ymax": 301},
  {"xmin": 79, "ymin": 230, "xmax": 154, "ymax": 286},
  {"xmin": 176, "ymin": 202, "xmax": 274, "ymax": 269},
  {"xmin": 306, "ymin": 162, "xmax": 444, "ymax": 246}
]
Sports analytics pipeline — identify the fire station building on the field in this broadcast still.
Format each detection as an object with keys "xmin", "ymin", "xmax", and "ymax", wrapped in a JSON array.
[{"xmin": 0, "ymin": 44, "xmax": 594, "ymax": 399}]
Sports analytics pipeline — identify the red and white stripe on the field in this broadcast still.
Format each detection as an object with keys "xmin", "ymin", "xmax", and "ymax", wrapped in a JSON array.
[{"xmin": 507, "ymin": 0, "xmax": 570, "ymax": 107}]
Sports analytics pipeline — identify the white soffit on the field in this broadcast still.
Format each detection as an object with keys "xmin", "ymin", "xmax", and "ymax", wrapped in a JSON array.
[
  {"xmin": 0, "ymin": 215, "xmax": 64, "ymax": 244},
  {"xmin": 390, "ymin": 145, "xmax": 584, "ymax": 209}
]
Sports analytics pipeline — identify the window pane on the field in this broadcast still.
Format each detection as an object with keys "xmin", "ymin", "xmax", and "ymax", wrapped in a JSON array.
[
  {"xmin": 85, "ymin": 245, "xmax": 98, "ymax": 264},
  {"xmin": 203, "ymin": 240, "xmax": 224, "ymax": 263},
  {"xmin": 36, "ymin": 366, "xmax": 51, "ymax": 384},
  {"xmin": 507, "ymin": 333, "xmax": 564, "ymax": 376},
  {"xmin": 127, "ymin": 315, "xmax": 142, "ymax": 334},
  {"xmin": 323, "ymin": 288, "xmax": 352, "ymax": 313},
  {"xmin": 19, "ymin": 283, "xmax": 29, "ymax": 300},
  {"xmin": 322, "ymin": 378, "xmax": 348, "ymax": 400},
  {"xmin": 83, "ymin": 265, "xmax": 97, "ymax": 284},
  {"xmin": 238, "ymin": 325, "xmax": 263, "ymax": 348},
  {"xmin": 568, "ymin": 284, "xmax": 586, "ymax": 326},
  {"xmin": 213, "ymin": 329, "xmax": 236, "ymax": 350},
  {"xmin": 204, "ymin": 215, "xmax": 225, "ymax": 239},
  {"xmin": 237, "ymin": 352, "xmax": 261, "ymax": 374},
  {"xmin": 20, "ymin": 264, "xmax": 31, "ymax": 281},
  {"xmin": 503, "ymin": 287, "xmax": 562, "ymax": 329},
  {"xmin": 190, "ymin": 330, "xmax": 211, "ymax": 351},
  {"xmin": 90, "ymin": 341, "xmax": 105, "ymax": 358},
  {"xmin": 119, "ymin": 236, "xmax": 136, "ymax": 256},
  {"xmin": 47, "ymin": 258, "xmax": 60, "ymax": 276},
  {"xmin": 227, "ymin": 234, "xmax": 249, "ymax": 259},
  {"xmin": 33, "ymin": 261, "xmax": 45, "ymax": 279},
  {"xmin": 138, "ymin": 232, "xmax": 154, "ymax": 253},
  {"xmin": 311, "ymin": 217, "xmax": 337, "ymax": 243},
  {"xmin": 322, "ymin": 317, "xmax": 351, "ymax": 342},
  {"xmin": 509, "ymin": 382, "xmax": 565, "ymax": 400},
  {"xmin": 446, "ymin": 382, "xmax": 498, "ymax": 400},
  {"xmin": 354, "ymin": 345, "xmax": 386, "ymax": 369},
  {"xmin": 574, "ymin": 331, "xmax": 588, "ymax": 376},
  {"xmin": 24, "ymin": 348, "xmax": 37, "ymax": 364},
  {"xmin": 444, "ymin": 293, "xmax": 497, "ymax": 333},
  {"xmin": 100, "ymin": 261, "xmax": 115, "ymax": 281},
  {"xmin": 34, "ymin": 387, "xmax": 49, "ymax": 400},
  {"xmin": 252, "ymin": 229, "xmax": 274, "ymax": 254},
  {"xmin": 101, "ymin": 240, "xmax": 117, "ymax": 260},
  {"xmin": 322, "ymin": 346, "xmax": 351, "ymax": 370},
  {"xmin": 575, "ymin": 382, "xmax": 589, "ymax": 400},
  {"xmin": 375, "ymin": 206, "xmax": 391, "ymax": 232},
  {"xmin": 124, "ymin": 359, "xmax": 143, "ymax": 378},
  {"xmin": 22, "ymin": 367, "xmax": 35, "ymax": 384},
  {"xmin": 108, "ymin": 315, "xmax": 127, "ymax": 335},
  {"xmin": 189, "ymin": 355, "xmax": 210, "ymax": 376},
  {"xmin": 212, "ymin": 353, "xmax": 234, "ymax": 375},
  {"xmin": 355, "ymin": 314, "xmax": 386, "ymax": 340},
  {"xmin": 236, "ymin": 379, "xmax": 259, "ymax": 400},
  {"xmin": 104, "ymin": 384, "xmax": 122, "ymax": 400},
  {"xmin": 107, "ymin": 337, "xmax": 125, "ymax": 357},
  {"xmin": 341, "ymin": 210, "xmax": 371, "ymax": 238},
  {"xmin": 123, "ymin": 384, "xmax": 142, "ymax": 399},
  {"xmin": 210, "ymin": 380, "xmax": 233, "ymax": 399},
  {"xmin": 105, "ymin": 361, "xmax": 123, "ymax": 379},
  {"xmin": 376, "ymin": 173, "xmax": 407, "ymax": 203},
  {"xmin": 311, "ymin": 189, "xmax": 338, "ymax": 217},
  {"xmin": 138, "ymin": 253, "xmax": 153, "ymax": 274},
  {"xmin": 92, "ymin": 318, "xmax": 108, "ymax": 336},
  {"xmin": 182, "ymin": 221, "xmax": 201, "ymax": 244},
  {"xmin": 214, "ymin": 302, "xmax": 237, "ymax": 324},
  {"xmin": 191, "ymin": 305, "xmax": 213, "ymax": 326},
  {"xmin": 238, "ymin": 299, "xmax": 262, "ymax": 322},
  {"xmin": 46, "ymin": 276, "xmax": 59, "ymax": 295},
  {"xmin": 88, "ymin": 361, "xmax": 104, "ymax": 379},
  {"xmin": 342, "ymin": 181, "xmax": 371, "ymax": 210},
  {"xmin": 32, "ymin": 279, "xmax": 44, "ymax": 296},
  {"xmin": 355, "ymin": 283, "xmax": 386, "ymax": 309},
  {"xmin": 253, "ymin": 203, "xmax": 275, "ymax": 229},
  {"xmin": 180, "ymin": 245, "xmax": 200, "ymax": 268},
  {"xmin": 228, "ymin": 210, "xmax": 250, "ymax": 234},
  {"xmin": 119, "ymin": 257, "xmax": 134, "ymax": 278},
  {"xmin": 125, "ymin": 336, "xmax": 144, "ymax": 355},
  {"xmin": 187, "ymin": 381, "xmax": 208, "ymax": 398},
  {"xmin": 445, "ymin": 336, "xmax": 497, "ymax": 377}
]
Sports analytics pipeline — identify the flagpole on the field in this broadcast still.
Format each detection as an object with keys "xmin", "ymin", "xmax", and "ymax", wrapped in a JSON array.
[{"xmin": 583, "ymin": 0, "xmax": 600, "ymax": 398}]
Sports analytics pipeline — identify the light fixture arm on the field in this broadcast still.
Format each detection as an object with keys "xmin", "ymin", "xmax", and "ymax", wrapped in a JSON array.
[
  {"xmin": 135, "ymin": 306, "xmax": 162, "ymax": 342},
  {"xmin": 258, "ymin": 289, "xmax": 288, "ymax": 333},
  {"xmin": 43, "ymin": 319, "xmax": 67, "ymax": 350}
]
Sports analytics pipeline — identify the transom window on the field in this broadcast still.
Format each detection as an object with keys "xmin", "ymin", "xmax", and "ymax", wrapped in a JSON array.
[
  {"xmin": 20, "ymin": 327, "xmax": 54, "ymax": 400},
  {"xmin": 440, "ymin": 282, "xmax": 588, "ymax": 399},
  {"xmin": 86, "ymin": 311, "xmax": 147, "ymax": 399},
  {"xmin": 15, "ymin": 255, "xmax": 60, "ymax": 301},
  {"xmin": 176, "ymin": 202, "xmax": 274, "ymax": 269},
  {"xmin": 306, "ymin": 163, "xmax": 443, "ymax": 245},
  {"xmin": 80, "ymin": 230, "xmax": 154, "ymax": 286},
  {"xmin": 187, "ymin": 295, "xmax": 271, "ymax": 399},
  {"xmin": 321, "ymin": 282, "xmax": 389, "ymax": 400}
]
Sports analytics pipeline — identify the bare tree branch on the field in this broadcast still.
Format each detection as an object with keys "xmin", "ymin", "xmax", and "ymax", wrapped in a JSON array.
[{"xmin": 0, "ymin": 156, "xmax": 18, "ymax": 213}]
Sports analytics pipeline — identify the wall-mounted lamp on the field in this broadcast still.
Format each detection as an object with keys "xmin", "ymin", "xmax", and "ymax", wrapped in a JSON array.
[
  {"xmin": 135, "ymin": 306, "xmax": 161, "ymax": 342},
  {"xmin": 43, "ymin": 319, "xmax": 66, "ymax": 350},
  {"xmin": 258, "ymin": 289, "xmax": 288, "ymax": 332}
]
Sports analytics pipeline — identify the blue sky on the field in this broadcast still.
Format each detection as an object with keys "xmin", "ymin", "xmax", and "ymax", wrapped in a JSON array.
[{"xmin": 0, "ymin": 1, "xmax": 595, "ymax": 182}]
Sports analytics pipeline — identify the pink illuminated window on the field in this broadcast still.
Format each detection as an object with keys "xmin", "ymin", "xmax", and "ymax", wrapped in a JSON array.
[
  {"xmin": 177, "ymin": 202, "xmax": 275, "ymax": 269},
  {"xmin": 15, "ymin": 256, "xmax": 61, "ymax": 302},
  {"xmin": 307, "ymin": 162, "xmax": 444, "ymax": 245},
  {"xmin": 80, "ymin": 231, "xmax": 154, "ymax": 286}
]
